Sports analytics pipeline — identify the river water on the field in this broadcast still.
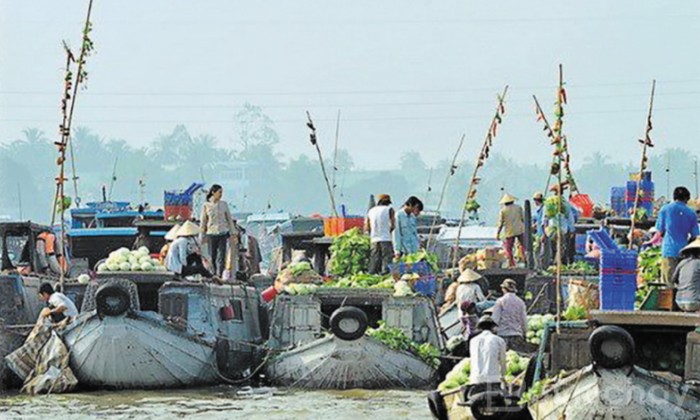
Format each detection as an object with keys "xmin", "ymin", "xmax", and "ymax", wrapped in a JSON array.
[{"xmin": 0, "ymin": 387, "xmax": 430, "ymax": 420}]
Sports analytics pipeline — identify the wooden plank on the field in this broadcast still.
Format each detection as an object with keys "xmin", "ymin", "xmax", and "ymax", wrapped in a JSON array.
[{"xmin": 591, "ymin": 310, "xmax": 700, "ymax": 327}]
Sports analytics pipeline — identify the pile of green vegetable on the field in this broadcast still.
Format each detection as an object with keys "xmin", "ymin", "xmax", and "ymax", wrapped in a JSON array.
[
  {"xmin": 544, "ymin": 196, "xmax": 565, "ymax": 218},
  {"xmin": 438, "ymin": 351, "xmax": 530, "ymax": 391},
  {"xmin": 366, "ymin": 321, "xmax": 441, "ymax": 367},
  {"xmin": 283, "ymin": 283, "xmax": 319, "ymax": 295},
  {"xmin": 563, "ymin": 304, "xmax": 587, "ymax": 321},
  {"xmin": 526, "ymin": 314, "xmax": 555, "ymax": 345},
  {"xmin": 398, "ymin": 250, "xmax": 440, "ymax": 273},
  {"xmin": 637, "ymin": 247, "xmax": 662, "ymax": 305},
  {"xmin": 324, "ymin": 273, "xmax": 393, "ymax": 289},
  {"xmin": 329, "ymin": 228, "xmax": 371, "ymax": 277},
  {"xmin": 289, "ymin": 261, "xmax": 313, "ymax": 276}
]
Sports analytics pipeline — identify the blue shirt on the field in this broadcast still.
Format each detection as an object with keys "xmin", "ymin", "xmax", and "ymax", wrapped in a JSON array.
[
  {"xmin": 656, "ymin": 201, "xmax": 700, "ymax": 258},
  {"xmin": 393, "ymin": 209, "xmax": 420, "ymax": 254},
  {"xmin": 534, "ymin": 205, "xmax": 544, "ymax": 236}
]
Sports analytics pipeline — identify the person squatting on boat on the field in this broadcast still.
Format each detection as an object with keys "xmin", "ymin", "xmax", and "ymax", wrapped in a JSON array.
[
  {"xmin": 166, "ymin": 221, "xmax": 213, "ymax": 278},
  {"xmin": 38, "ymin": 282, "xmax": 79, "ymax": 324},
  {"xmin": 469, "ymin": 315, "xmax": 507, "ymax": 394},
  {"xmin": 201, "ymin": 184, "xmax": 239, "ymax": 277},
  {"xmin": 674, "ymin": 238, "xmax": 700, "ymax": 312},
  {"xmin": 656, "ymin": 186, "xmax": 699, "ymax": 287},
  {"xmin": 365, "ymin": 194, "xmax": 396, "ymax": 275},
  {"xmin": 393, "ymin": 195, "xmax": 423, "ymax": 258},
  {"xmin": 456, "ymin": 268, "xmax": 495, "ymax": 316},
  {"xmin": 496, "ymin": 193, "xmax": 527, "ymax": 268},
  {"xmin": 159, "ymin": 223, "xmax": 181, "ymax": 264}
]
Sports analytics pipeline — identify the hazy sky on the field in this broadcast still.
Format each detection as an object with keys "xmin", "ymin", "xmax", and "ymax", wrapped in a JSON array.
[{"xmin": 1, "ymin": 0, "xmax": 699, "ymax": 170}]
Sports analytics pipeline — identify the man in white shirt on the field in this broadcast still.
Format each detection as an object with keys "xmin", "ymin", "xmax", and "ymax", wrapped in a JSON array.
[
  {"xmin": 38, "ymin": 282, "xmax": 79, "ymax": 323},
  {"xmin": 365, "ymin": 194, "xmax": 395, "ymax": 274},
  {"xmin": 469, "ymin": 315, "xmax": 506, "ymax": 387}
]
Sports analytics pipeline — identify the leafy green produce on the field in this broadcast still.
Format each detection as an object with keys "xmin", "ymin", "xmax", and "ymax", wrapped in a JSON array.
[
  {"xmin": 563, "ymin": 304, "xmax": 587, "ymax": 321},
  {"xmin": 544, "ymin": 196, "xmax": 565, "ymax": 218},
  {"xmin": 547, "ymin": 261, "xmax": 597, "ymax": 275},
  {"xmin": 324, "ymin": 273, "xmax": 393, "ymax": 289},
  {"xmin": 526, "ymin": 314, "xmax": 555, "ymax": 346},
  {"xmin": 366, "ymin": 321, "xmax": 441, "ymax": 367},
  {"xmin": 437, "ymin": 351, "xmax": 529, "ymax": 391},
  {"xmin": 399, "ymin": 250, "xmax": 440, "ymax": 273},
  {"xmin": 289, "ymin": 261, "xmax": 313, "ymax": 276},
  {"xmin": 329, "ymin": 228, "xmax": 371, "ymax": 277},
  {"xmin": 283, "ymin": 283, "xmax": 318, "ymax": 295}
]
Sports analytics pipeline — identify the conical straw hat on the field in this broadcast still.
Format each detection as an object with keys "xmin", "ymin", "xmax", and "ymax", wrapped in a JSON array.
[
  {"xmin": 164, "ymin": 224, "xmax": 181, "ymax": 241},
  {"xmin": 499, "ymin": 193, "xmax": 517, "ymax": 205},
  {"xmin": 177, "ymin": 221, "xmax": 201, "ymax": 237},
  {"xmin": 457, "ymin": 269, "xmax": 483, "ymax": 283},
  {"xmin": 681, "ymin": 238, "xmax": 700, "ymax": 254}
]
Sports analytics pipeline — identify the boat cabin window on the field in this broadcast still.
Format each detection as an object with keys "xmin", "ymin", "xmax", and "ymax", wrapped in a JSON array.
[
  {"xmin": 160, "ymin": 293, "xmax": 188, "ymax": 319},
  {"xmin": 138, "ymin": 283, "xmax": 163, "ymax": 312},
  {"xmin": 1, "ymin": 234, "xmax": 30, "ymax": 270},
  {"xmin": 226, "ymin": 299, "xmax": 244, "ymax": 322}
]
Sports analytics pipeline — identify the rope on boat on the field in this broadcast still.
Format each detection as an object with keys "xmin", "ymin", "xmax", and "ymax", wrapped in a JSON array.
[{"xmin": 557, "ymin": 368, "xmax": 584, "ymax": 420}]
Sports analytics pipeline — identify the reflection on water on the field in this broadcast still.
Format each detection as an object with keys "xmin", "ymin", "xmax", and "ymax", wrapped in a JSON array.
[{"xmin": 0, "ymin": 387, "xmax": 429, "ymax": 420}]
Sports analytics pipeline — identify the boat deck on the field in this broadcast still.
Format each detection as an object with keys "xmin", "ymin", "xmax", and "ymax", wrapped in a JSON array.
[{"xmin": 590, "ymin": 310, "xmax": 700, "ymax": 327}]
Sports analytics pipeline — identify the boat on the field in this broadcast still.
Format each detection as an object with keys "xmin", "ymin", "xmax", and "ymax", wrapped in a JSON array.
[
  {"xmin": 265, "ymin": 287, "xmax": 441, "ymax": 389},
  {"xmin": 0, "ymin": 221, "xmax": 58, "ymax": 388},
  {"xmin": 528, "ymin": 323, "xmax": 700, "ymax": 419},
  {"xmin": 60, "ymin": 273, "xmax": 266, "ymax": 389}
]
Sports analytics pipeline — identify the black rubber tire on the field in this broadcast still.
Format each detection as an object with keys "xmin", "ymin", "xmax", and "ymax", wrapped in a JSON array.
[
  {"xmin": 427, "ymin": 390, "xmax": 448, "ymax": 420},
  {"xmin": 470, "ymin": 394, "xmax": 506, "ymax": 420},
  {"xmin": 588, "ymin": 325, "xmax": 635, "ymax": 369},
  {"xmin": 329, "ymin": 306, "xmax": 369, "ymax": 341},
  {"xmin": 95, "ymin": 283, "xmax": 131, "ymax": 318}
]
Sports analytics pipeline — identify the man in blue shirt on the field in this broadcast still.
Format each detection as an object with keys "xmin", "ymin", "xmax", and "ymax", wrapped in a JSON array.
[
  {"xmin": 656, "ymin": 186, "xmax": 700, "ymax": 286},
  {"xmin": 532, "ymin": 192, "xmax": 548, "ymax": 269},
  {"xmin": 393, "ymin": 196, "xmax": 423, "ymax": 257}
]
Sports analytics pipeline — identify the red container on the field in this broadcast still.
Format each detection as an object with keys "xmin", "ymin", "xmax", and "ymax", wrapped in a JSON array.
[
  {"xmin": 261, "ymin": 286, "xmax": 279, "ymax": 303},
  {"xmin": 323, "ymin": 217, "xmax": 364, "ymax": 237},
  {"xmin": 165, "ymin": 205, "xmax": 192, "ymax": 221},
  {"xmin": 569, "ymin": 194, "xmax": 594, "ymax": 218},
  {"xmin": 220, "ymin": 305, "xmax": 235, "ymax": 320}
]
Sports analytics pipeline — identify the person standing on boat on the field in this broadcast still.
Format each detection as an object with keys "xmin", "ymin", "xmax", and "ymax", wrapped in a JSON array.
[
  {"xmin": 201, "ymin": 184, "xmax": 238, "ymax": 277},
  {"xmin": 673, "ymin": 238, "xmax": 700, "ymax": 312},
  {"xmin": 393, "ymin": 196, "xmax": 423, "ymax": 258},
  {"xmin": 37, "ymin": 282, "xmax": 79, "ymax": 324},
  {"xmin": 532, "ymin": 192, "xmax": 549, "ymax": 269},
  {"xmin": 656, "ymin": 186, "xmax": 699, "ymax": 287},
  {"xmin": 490, "ymin": 279, "xmax": 529, "ymax": 351},
  {"xmin": 166, "ymin": 221, "xmax": 213, "ymax": 278},
  {"xmin": 469, "ymin": 315, "xmax": 507, "ymax": 390},
  {"xmin": 365, "ymin": 194, "xmax": 395, "ymax": 274},
  {"xmin": 496, "ymin": 194, "xmax": 526, "ymax": 268}
]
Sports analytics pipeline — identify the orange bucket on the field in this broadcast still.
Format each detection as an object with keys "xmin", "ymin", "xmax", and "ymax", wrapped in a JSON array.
[{"xmin": 657, "ymin": 288, "xmax": 674, "ymax": 310}]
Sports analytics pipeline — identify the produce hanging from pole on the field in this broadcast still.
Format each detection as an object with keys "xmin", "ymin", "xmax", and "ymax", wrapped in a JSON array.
[
  {"xmin": 629, "ymin": 80, "xmax": 657, "ymax": 249},
  {"xmin": 51, "ymin": 0, "xmax": 95, "ymax": 290},
  {"xmin": 306, "ymin": 111, "xmax": 339, "ymax": 218},
  {"xmin": 452, "ymin": 86, "xmax": 509, "ymax": 268}
]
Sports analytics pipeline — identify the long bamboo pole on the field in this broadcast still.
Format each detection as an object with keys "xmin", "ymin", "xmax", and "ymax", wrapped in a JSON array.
[
  {"xmin": 331, "ymin": 109, "xmax": 341, "ymax": 191},
  {"xmin": 426, "ymin": 134, "xmax": 465, "ymax": 251},
  {"xmin": 452, "ymin": 86, "xmax": 509, "ymax": 269},
  {"xmin": 629, "ymin": 80, "xmax": 656, "ymax": 249},
  {"xmin": 554, "ymin": 64, "xmax": 565, "ymax": 333},
  {"xmin": 306, "ymin": 111, "xmax": 339, "ymax": 217}
]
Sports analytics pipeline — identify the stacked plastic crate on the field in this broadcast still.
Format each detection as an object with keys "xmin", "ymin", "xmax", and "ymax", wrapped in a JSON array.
[
  {"xmin": 163, "ymin": 182, "xmax": 203, "ymax": 221},
  {"xmin": 588, "ymin": 228, "xmax": 638, "ymax": 311},
  {"xmin": 624, "ymin": 171, "xmax": 655, "ymax": 216}
]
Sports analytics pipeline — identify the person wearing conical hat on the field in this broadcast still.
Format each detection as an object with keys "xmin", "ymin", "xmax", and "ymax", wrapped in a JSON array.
[
  {"xmin": 165, "ymin": 221, "xmax": 213, "ymax": 278},
  {"xmin": 456, "ymin": 268, "xmax": 495, "ymax": 316},
  {"xmin": 674, "ymin": 238, "xmax": 700, "ymax": 312},
  {"xmin": 496, "ymin": 193, "xmax": 526, "ymax": 268},
  {"xmin": 159, "ymin": 224, "xmax": 181, "ymax": 264}
]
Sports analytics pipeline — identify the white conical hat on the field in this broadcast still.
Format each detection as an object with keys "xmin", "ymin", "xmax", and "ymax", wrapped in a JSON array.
[
  {"xmin": 499, "ymin": 193, "xmax": 517, "ymax": 205},
  {"xmin": 177, "ymin": 221, "xmax": 201, "ymax": 237},
  {"xmin": 164, "ymin": 224, "xmax": 181, "ymax": 241}
]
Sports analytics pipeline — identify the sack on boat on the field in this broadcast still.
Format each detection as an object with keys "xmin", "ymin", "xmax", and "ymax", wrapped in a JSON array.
[
  {"xmin": 5, "ymin": 320, "xmax": 78, "ymax": 394},
  {"xmin": 568, "ymin": 279, "xmax": 599, "ymax": 311}
]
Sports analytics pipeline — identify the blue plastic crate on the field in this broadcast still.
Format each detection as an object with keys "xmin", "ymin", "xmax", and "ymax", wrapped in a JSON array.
[
  {"xmin": 413, "ymin": 275, "xmax": 437, "ymax": 297},
  {"xmin": 575, "ymin": 234, "xmax": 587, "ymax": 255},
  {"xmin": 610, "ymin": 187, "xmax": 627, "ymax": 215},
  {"xmin": 588, "ymin": 229, "xmax": 619, "ymax": 252},
  {"xmin": 600, "ymin": 273, "xmax": 637, "ymax": 311},
  {"xmin": 601, "ymin": 250, "xmax": 638, "ymax": 272},
  {"xmin": 388, "ymin": 261, "xmax": 432, "ymax": 277}
]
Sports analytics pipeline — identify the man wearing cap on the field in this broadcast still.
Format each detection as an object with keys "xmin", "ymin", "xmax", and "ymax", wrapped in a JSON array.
[
  {"xmin": 490, "ymin": 279, "xmax": 529, "ymax": 351},
  {"xmin": 496, "ymin": 193, "xmax": 527, "ymax": 268},
  {"xmin": 456, "ymin": 268, "xmax": 495, "ymax": 315},
  {"xmin": 469, "ymin": 315, "xmax": 507, "ymax": 390},
  {"xmin": 674, "ymin": 238, "xmax": 700, "ymax": 312},
  {"xmin": 365, "ymin": 194, "xmax": 395, "ymax": 274},
  {"xmin": 656, "ymin": 186, "xmax": 699, "ymax": 287}
]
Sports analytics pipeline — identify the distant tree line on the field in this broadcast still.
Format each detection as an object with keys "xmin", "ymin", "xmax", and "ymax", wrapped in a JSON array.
[{"xmin": 1, "ymin": 103, "xmax": 698, "ymax": 225}]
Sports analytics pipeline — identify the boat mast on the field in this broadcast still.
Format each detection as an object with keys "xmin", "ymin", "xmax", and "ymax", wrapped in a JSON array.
[
  {"xmin": 629, "ymin": 80, "xmax": 656, "ymax": 249},
  {"xmin": 305, "ymin": 111, "xmax": 339, "ymax": 218},
  {"xmin": 452, "ymin": 86, "xmax": 509, "ymax": 269},
  {"xmin": 51, "ymin": 0, "xmax": 95, "ymax": 289}
]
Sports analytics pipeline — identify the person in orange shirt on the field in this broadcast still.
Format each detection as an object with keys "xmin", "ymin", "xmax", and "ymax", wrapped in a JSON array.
[{"xmin": 36, "ymin": 230, "xmax": 66, "ymax": 275}]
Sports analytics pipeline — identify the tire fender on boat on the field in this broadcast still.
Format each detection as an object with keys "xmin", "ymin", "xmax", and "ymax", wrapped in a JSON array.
[
  {"xmin": 588, "ymin": 325, "xmax": 635, "ymax": 369},
  {"xmin": 426, "ymin": 390, "xmax": 448, "ymax": 420},
  {"xmin": 329, "ymin": 306, "xmax": 368, "ymax": 341},
  {"xmin": 95, "ymin": 282, "xmax": 132, "ymax": 319}
]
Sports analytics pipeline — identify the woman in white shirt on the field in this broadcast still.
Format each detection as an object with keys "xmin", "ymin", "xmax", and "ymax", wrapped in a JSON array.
[
  {"xmin": 200, "ymin": 184, "xmax": 237, "ymax": 276},
  {"xmin": 456, "ymin": 269, "xmax": 495, "ymax": 315}
]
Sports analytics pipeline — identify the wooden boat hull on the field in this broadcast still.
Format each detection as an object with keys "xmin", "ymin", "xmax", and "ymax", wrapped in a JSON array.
[
  {"xmin": 62, "ymin": 311, "xmax": 218, "ymax": 389},
  {"xmin": 529, "ymin": 366, "xmax": 700, "ymax": 419},
  {"xmin": 266, "ymin": 335, "xmax": 437, "ymax": 389}
]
